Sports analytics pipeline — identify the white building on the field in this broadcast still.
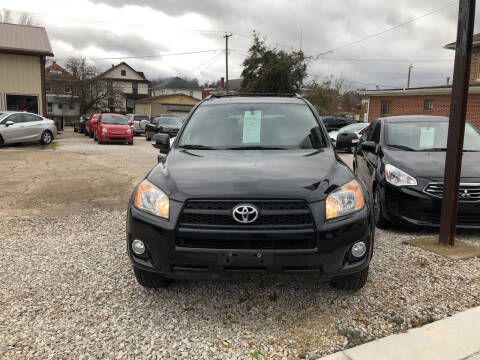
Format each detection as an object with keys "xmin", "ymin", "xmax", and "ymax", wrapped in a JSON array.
[
  {"xmin": 152, "ymin": 77, "xmax": 202, "ymax": 100},
  {"xmin": 96, "ymin": 62, "xmax": 149, "ymax": 113}
]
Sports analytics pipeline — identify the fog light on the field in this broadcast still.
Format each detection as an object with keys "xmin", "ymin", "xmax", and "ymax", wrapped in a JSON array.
[
  {"xmin": 132, "ymin": 239, "xmax": 145, "ymax": 255},
  {"xmin": 351, "ymin": 241, "xmax": 366, "ymax": 258}
]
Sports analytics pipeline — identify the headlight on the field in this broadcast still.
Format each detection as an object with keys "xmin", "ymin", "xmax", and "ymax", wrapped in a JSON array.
[
  {"xmin": 127, "ymin": 129, "xmax": 132, "ymax": 133},
  {"xmin": 102, "ymin": 128, "xmax": 107, "ymax": 133},
  {"xmin": 134, "ymin": 180, "xmax": 169, "ymax": 219},
  {"xmin": 326, "ymin": 180, "xmax": 365, "ymax": 220},
  {"xmin": 385, "ymin": 164, "xmax": 417, "ymax": 186}
]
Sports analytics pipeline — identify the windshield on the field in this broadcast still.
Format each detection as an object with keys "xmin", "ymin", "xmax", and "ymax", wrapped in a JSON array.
[
  {"xmin": 134, "ymin": 115, "xmax": 149, "ymax": 121},
  {"xmin": 101, "ymin": 115, "xmax": 128, "ymax": 125},
  {"xmin": 338, "ymin": 123, "xmax": 367, "ymax": 133},
  {"xmin": 0, "ymin": 113, "xmax": 8, "ymax": 121},
  {"xmin": 178, "ymin": 103, "xmax": 327, "ymax": 149},
  {"xmin": 385, "ymin": 121, "xmax": 480, "ymax": 151},
  {"xmin": 154, "ymin": 117, "xmax": 182, "ymax": 126}
]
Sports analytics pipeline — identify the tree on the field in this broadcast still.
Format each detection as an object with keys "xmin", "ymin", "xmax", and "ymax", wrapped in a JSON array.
[
  {"xmin": 303, "ymin": 77, "xmax": 359, "ymax": 116},
  {"xmin": 64, "ymin": 57, "xmax": 123, "ymax": 114},
  {"xmin": 241, "ymin": 32, "xmax": 307, "ymax": 93},
  {"xmin": 18, "ymin": 12, "xmax": 36, "ymax": 26},
  {"xmin": 0, "ymin": 10, "xmax": 37, "ymax": 26}
]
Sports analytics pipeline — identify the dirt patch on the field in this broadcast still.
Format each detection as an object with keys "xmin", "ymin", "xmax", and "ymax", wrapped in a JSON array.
[{"xmin": 0, "ymin": 150, "xmax": 135, "ymax": 217}]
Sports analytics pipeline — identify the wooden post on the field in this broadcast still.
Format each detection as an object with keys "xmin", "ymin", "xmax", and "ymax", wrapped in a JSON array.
[{"xmin": 438, "ymin": 0, "xmax": 476, "ymax": 246}]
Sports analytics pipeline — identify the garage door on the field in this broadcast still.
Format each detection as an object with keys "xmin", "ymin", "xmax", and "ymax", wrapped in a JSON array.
[{"xmin": 6, "ymin": 94, "xmax": 39, "ymax": 114}]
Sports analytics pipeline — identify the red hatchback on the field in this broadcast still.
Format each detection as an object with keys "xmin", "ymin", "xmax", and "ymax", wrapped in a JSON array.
[
  {"xmin": 85, "ymin": 113, "xmax": 100, "ymax": 138},
  {"xmin": 96, "ymin": 114, "xmax": 133, "ymax": 145}
]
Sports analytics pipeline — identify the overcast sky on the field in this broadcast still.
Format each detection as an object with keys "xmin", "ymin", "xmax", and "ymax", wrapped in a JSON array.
[{"xmin": 1, "ymin": 0, "xmax": 477, "ymax": 89}]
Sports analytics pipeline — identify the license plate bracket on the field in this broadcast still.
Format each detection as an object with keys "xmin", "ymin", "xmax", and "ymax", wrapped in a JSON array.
[{"xmin": 217, "ymin": 252, "xmax": 273, "ymax": 266}]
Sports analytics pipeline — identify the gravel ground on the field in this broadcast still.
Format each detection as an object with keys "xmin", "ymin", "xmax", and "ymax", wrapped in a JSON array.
[{"xmin": 1, "ymin": 130, "xmax": 479, "ymax": 359}]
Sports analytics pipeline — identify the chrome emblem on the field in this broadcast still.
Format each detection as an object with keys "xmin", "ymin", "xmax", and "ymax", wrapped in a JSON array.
[
  {"xmin": 232, "ymin": 204, "xmax": 259, "ymax": 224},
  {"xmin": 461, "ymin": 189, "xmax": 471, "ymax": 198}
]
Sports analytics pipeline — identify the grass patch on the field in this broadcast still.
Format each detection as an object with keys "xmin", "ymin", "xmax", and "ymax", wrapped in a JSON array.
[
  {"xmin": 249, "ymin": 350, "xmax": 263, "ymax": 358},
  {"xmin": 48, "ymin": 141, "xmax": 60, "ymax": 150}
]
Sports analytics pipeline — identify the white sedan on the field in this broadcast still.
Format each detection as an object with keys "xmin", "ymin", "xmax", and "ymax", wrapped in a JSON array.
[
  {"xmin": 0, "ymin": 111, "xmax": 57, "ymax": 145},
  {"xmin": 329, "ymin": 122, "xmax": 370, "ymax": 147}
]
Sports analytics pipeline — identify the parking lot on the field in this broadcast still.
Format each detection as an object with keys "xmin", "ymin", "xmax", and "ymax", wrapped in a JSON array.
[{"xmin": 1, "ymin": 130, "xmax": 479, "ymax": 360}]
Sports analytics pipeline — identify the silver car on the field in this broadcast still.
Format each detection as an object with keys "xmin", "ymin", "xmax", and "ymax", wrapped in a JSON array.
[
  {"xmin": 126, "ymin": 114, "xmax": 150, "ymax": 135},
  {"xmin": 0, "ymin": 111, "xmax": 57, "ymax": 145}
]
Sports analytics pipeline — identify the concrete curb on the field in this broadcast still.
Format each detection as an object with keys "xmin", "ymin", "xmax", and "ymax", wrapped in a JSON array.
[{"xmin": 318, "ymin": 306, "xmax": 480, "ymax": 360}]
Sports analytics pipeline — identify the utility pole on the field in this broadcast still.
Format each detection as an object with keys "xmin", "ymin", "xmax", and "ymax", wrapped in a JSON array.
[
  {"xmin": 439, "ymin": 0, "xmax": 476, "ymax": 247},
  {"xmin": 224, "ymin": 32, "xmax": 233, "ymax": 93},
  {"xmin": 407, "ymin": 64, "xmax": 413, "ymax": 88}
]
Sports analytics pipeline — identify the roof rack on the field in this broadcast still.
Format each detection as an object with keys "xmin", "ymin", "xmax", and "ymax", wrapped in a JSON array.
[{"xmin": 205, "ymin": 93, "xmax": 303, "ymax": 99}]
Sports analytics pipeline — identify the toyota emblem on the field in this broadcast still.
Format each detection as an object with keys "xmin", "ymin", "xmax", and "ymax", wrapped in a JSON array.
[{"xmin": 232, "ymin": 204, "xmax": 259, "ymax": 224}]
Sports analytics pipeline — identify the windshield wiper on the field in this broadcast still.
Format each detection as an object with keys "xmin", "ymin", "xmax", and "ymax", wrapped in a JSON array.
[
  {"xmin": 178, "ymin": 144, "xmax": 217, "ymax": 150},
  {"xmin": 419, "ymin": 147, "xmax": 447, "ymax": 152},
  {"xmin": 224, "ymin": 146, "xmax": 286, "ymax": 150},
  {"xmin": 387, "ymin": 144, "xmax": 416, "ymax": 151}
]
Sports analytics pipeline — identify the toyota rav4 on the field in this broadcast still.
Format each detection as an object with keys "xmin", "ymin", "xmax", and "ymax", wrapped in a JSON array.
[{"xmin": 126, "ymin": 94, "xmax": 374, "ymax": 291}]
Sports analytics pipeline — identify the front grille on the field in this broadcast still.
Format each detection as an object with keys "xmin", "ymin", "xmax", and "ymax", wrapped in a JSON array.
[
  {"xmin": 176, "ymin": 236, "xmax": 316, "ymax": 249},
  {"xmin": 176, "ymin": 200, "xmax": 316, "ymax": 250},
  {"xmin": 417, "ymin": 211, "xmax": 480, "ymax": 226},
  {"xmin": 179, "ymin": 200, "xmax": 313, "ymax": 229},
  {"xmin": 424, "ymin": 182, "xmax": 480, "ymax": 202}
]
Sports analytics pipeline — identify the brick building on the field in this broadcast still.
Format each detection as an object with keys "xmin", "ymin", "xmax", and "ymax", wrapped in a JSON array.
[{"xmin": 360, "ymin": 34, "xmax": 480, "ymax": 129}]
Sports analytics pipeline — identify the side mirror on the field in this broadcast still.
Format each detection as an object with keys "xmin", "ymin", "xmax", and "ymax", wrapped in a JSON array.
[
  {"xmin": 128, "ymin": 120, "xmax": 134, "ymax": 126},
  {"xmin": 5, "ymin": 121, "xmax": 14, "ymax": 127},
  {"xmin": 361, "ymin": 141, "xmax": 377, "ymax": 153},
  {"xmin": 335, "ymin": 131, "xmax": 357, "ymax": 148},
  {"xmin": 152, "ymin": 133, "xmax": 170, "ymax": 152}
]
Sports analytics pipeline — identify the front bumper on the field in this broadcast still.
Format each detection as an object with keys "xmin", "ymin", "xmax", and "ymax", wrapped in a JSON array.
[
  {"xmin": 100, "ymin": 133, "xmax": 133, "ymax": 142},
  {"xmin": 126, "ymin": 201, "xmax": 374, "ymax": 280},
  {"xmin": 381, "ymin": 183, "xmax": 480, "ymax": 229}
]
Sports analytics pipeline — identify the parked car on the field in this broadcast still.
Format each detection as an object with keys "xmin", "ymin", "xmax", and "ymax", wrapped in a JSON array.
[
  {"xmin": 85, "ymin": 113, "xmax": 99, "ymax": 138},
  {"xmin": 126, "ymin": 114, "xmax": 150, "ymax": 135},
  {"xmin": 96, "ymin": 113, "xmax": 133, "ymax": 145},
  {"xmin": 74, "ymin": 115, "xmax": 91, "ymax": 134},
  {"xmin": 354, "ymin": 115, "xmax": 480, "ymax": 229},
  {"xmin": 145, "ymin": 116, "xmax": 183, "ymax": 141},
  {"xmin": 321, "ymin": 116, "xmax": 358, "ymax": 132},
  {"xmin": 0, "ymin": 111, "xmax": 57, "ymax": 145},
  {"xmin": 330, "ymin": 122, "xmax": 370, "ymax": 152},
  {"xmin": 126, "ymin": 94, "xmax": 374, "ymax": 290}
]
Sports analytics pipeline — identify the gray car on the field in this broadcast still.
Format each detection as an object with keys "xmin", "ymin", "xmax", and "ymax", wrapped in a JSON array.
[
  {"xmin": 0, "ymin": 111, "xmax": 57, "ymax": 145},
  {"xmin": 126, "ymin": 114, "xmax": 150, "ymax": 135}
]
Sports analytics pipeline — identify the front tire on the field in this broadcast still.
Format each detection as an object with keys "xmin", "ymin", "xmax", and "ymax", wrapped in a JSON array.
[
  {"xmin": 40, "ymin": 130, "xmax": 53, "ymax": 145},
  {"xmin": 330, "ymin": 266, "xmax": 369, "ymax": 291},
  {"xmin": 133, "ymin": 267, "xmax": 172, "ymax": 288},
  {"xmin": 373, "ymin": 187, "xmax": 389, "ymax": 228}
]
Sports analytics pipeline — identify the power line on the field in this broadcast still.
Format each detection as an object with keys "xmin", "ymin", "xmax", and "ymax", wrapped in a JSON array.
[
  {"xmin": 54, "ymin": 49, "xmax": 221, "ymax": 61},
  {"xmin": 306, "ymin": 73, "xmax": 401, "ymax": 89},
  {"xmin": 315, "ymin": 1, "xmax": 458, "ymax": 57},
  {"xmin": 183, "ymin": 51, "xmax": 223, "ymax": 76},
  {"xmin": 315, "ymin": 57, "xmax": 453, "ymax": 63}
]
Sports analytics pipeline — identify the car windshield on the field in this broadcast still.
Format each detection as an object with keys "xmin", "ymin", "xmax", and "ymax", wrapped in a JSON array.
[
  {"xmin": 385, "ymin": 121, "xmax": 480, "ymax": 151},
  {"xmin": 178, "ymin": 103, "xmax": 327, "ymax": 149},
  {"xmin": 338, "ymin": 123, "xmax": 367, "ymax": 133},
  {"xmin": 0, "ymin": 113, "xmax": 8, "ymax": 121},
  {"xmin": 134, "ymin": 115, "xmax": 149, "ymax": 121},
  {"xmin": 154, "ymin": 117, "xmax": 182, "ymax": 126},
  {"xmin": 101, "ymin": 115, "xmax": 128, "ymax": 125}
]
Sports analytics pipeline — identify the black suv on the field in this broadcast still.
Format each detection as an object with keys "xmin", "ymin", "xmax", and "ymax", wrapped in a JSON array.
[
  {"xmin": 322, "ymin": 117, "xmax": 358, "ymax": 132},
  {"xmin": 127, "ymin": 94, "xmax": 374, "ymax": 290}
]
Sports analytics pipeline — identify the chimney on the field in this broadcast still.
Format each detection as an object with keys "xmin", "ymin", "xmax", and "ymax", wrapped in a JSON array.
[
  {"xmin": 220, "ymin": 77, "xmax": 225, "ymax": 89},
  {"xmin": 111, "ymin": 64, "xmax": 114, "ymax": 68}
]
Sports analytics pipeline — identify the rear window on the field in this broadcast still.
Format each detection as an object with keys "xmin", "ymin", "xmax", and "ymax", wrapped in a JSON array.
[{"xmin": 134, "ymin": 115, "xmax": 149, "ymax": 121}]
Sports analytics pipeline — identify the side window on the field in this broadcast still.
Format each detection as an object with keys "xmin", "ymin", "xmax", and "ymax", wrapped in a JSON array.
[
  {"xmin": 23, "ymin": 114, "xmax": 41, "ymax": 122},
  {"xmin": 371, "ymin": 122, "xmax": 381, "ymax": 143},
  {"xmin": 5, "ymin": 114, "xmax": 24, "ymax": 123}
]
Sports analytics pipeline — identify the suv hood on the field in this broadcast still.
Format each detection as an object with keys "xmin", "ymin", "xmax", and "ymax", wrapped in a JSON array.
[
  {"xmin": 147, "ymin": 148, "xmax": 353, "ymax": 202},
  {"xmin": 384, "ymin": 149, "xmax": 480, "ymax": 179}
]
